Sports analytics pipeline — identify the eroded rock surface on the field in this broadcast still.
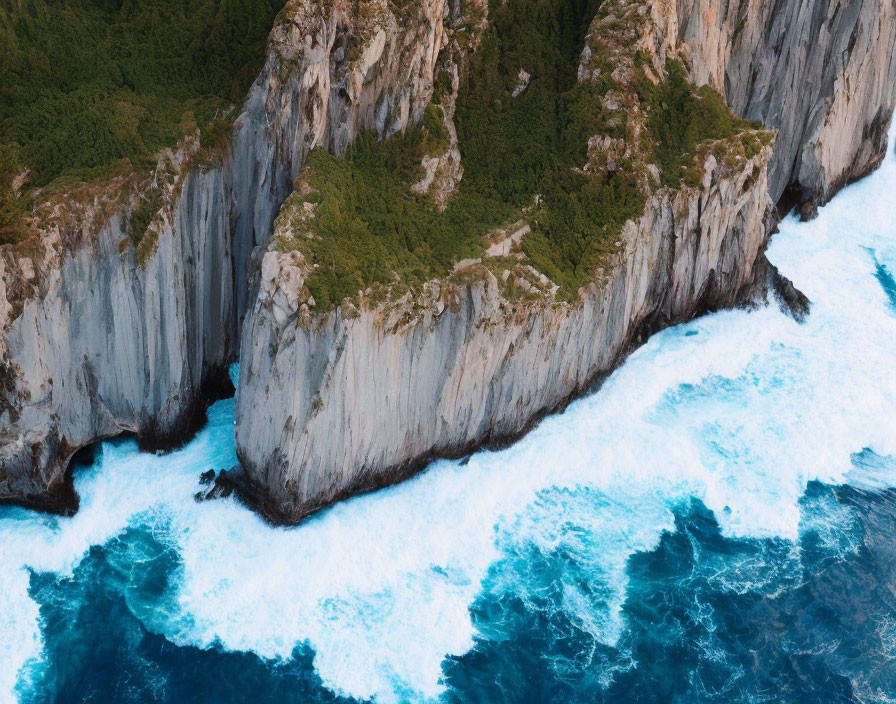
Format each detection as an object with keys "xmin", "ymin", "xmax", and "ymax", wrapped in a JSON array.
[
  {"xmin": 673, "ymin": 0, "xmax": 896, "ymax": 208},
  {"xmin": 237, "ymin": 136, "xmax": 775, "ymax": 522}
]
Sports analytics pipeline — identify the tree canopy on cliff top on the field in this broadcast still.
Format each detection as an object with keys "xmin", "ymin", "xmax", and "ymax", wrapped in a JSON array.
[
  {"xmin": 0, "ymin": 0, "xmax": 284, "ymax": 242},
  {"xmin": 286, "ymin": 0, "xmax": 756, "ymax": 308}
]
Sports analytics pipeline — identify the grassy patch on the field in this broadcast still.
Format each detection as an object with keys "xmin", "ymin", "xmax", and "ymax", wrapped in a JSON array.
[
  {"xmin": 0, "ymin": 0, "xmax": 285, "ymax": 244},
  {"xmin": 291, "ymin": 134, "xmax": 516, "ymax": 311},
  {"xmin": 637, "ymin": 60, "xmax": 758, "ymax": 188},
  {"xmin": 280, "ymin": 0, "xmax": 762, "ymax": 309}
]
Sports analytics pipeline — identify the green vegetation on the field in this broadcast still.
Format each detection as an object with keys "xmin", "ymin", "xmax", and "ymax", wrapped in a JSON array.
[
  {"xmin": 128, "ymin": 183, "xmax": 163, "ymax": 247},
  {"xmin": 454, "ymin": 0, "xmax": 602, "ymax": 204},
  {"xmin": 288, "ymin": 133, "xmax": 517, "ymax": 311},
  {"xmin": 431, "ymin": 71, "xmax": 453, "ymax": 105},
  {"xmin": 636, "ymin": 60, "xmax": 758, "ymax": 188},
  {"xmin": 521, "ymin": 167, "xmax": 645, "ymax": 291},
  {"xmin": 0, "ymin": 149, "xmax": 31, "ymax": 245},
  {"xmin": 0, "ymin": 0, "xmax": 285, "ymax": 243},
  {"xmin": 281, "ymin": 0, "xmax": 763, "ymax": 310},
  {"xmin": 422, "ymin": 103, "xmax": 450, "ymax": 154}
]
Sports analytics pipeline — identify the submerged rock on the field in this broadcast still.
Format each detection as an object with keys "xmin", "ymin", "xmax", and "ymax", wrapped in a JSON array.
[{"xmin": 769, "ymin": 265, "xmax": 812, "ymax": 323}]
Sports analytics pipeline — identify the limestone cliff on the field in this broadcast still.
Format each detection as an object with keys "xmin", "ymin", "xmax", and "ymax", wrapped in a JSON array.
[
  {"xmin": 0, "ymin": 0, "xmax": 447, "ymax": 510},
  {"xmin": 673, "ymin": 0, "xmax": 896, "ymax": 210},
  {"xmin": 232, "ymin": 0, "xmax": 896, "ymax": 522},
  {"xmin": 236, "ymin": 134, "xmax": 775, "ymax": 521},
  {"xmin": 0, "ymin": 142, "xmax": 235, "ymax": 510}
]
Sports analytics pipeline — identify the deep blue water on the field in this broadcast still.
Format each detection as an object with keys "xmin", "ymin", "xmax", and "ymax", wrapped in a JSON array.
[
  {"xmin": 13, "ymin": 473, "xmax": 896, "ymax": 703},
  {"xmin": 24, "ymin": 526, "xmax": 343, "ymax": 704},
  {"xmin": 3, "ymin": 119, "xmax": 896, "ymax": 704},
  {"xmin": 446, "ymin": 477, "xmax": 896, "ymax": 703}
]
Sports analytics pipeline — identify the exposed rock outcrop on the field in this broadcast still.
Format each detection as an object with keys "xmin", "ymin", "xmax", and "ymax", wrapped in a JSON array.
[
  {"xmin": 233, "ymin": 0, "xmax": 896, "ymax": 523},
  {"xmin": 0, "ymin": 0, "xmax": 447, "ymax": 510},
  {"xmin": 672, "ymin": 0, "xmax": 896, "ymax": 209}
]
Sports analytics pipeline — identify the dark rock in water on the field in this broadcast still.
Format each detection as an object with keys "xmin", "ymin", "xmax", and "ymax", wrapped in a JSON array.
[
  {"xmin": 194, "ymin": 469, "xmax": 237, "ymax": 502},
  {"xmin": 769, "ymin": 264, "xmax": 811, "ymax": 322},
  {"xmin": 798, "ymin": 199, "xmax": 819, "ymax": 221},
  {"xmin": 193, "ymin": 483, "xmax": 232, "ymax": 502}
]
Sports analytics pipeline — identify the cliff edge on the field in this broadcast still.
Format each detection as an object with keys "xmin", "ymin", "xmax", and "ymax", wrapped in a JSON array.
[
  {"xmin": 232, "ymin": 0, "xmax": 896, "ymax": 522},
  {"xmin": 1, "ymin": 0, "xmax": 894, "ymax": 519}
]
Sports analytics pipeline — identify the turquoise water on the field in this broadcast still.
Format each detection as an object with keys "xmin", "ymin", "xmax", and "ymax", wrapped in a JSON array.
[{"xmin": 2, "ymin": 125, "xmax": 896, "ymax": 702}]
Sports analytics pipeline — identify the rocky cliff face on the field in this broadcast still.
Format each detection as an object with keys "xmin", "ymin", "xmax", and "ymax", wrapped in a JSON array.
[
  {"xmin": 236, "ymin": 136, "xmax": 775, "ymax": 521},
  {"xmin": 2, "ymin": 0, "xmax": 895, "ymax": 518},
  {"xmin": 231, "ymin": 0, "xmax": 446, "ymax": 313},
  {"xmin": 0, "ymin": 0, "xmax": 447, "ymax": 510},
  {"xmin": 673, "ymin": 0, "xmax": 896, "ymax": 209},
  {"xmin": 0, "ymin": 143, "xmax": 234, "ymax": 510},
  {"xmin": 232, "ymin": 0, "xmax": 896, "ymax": 522}
]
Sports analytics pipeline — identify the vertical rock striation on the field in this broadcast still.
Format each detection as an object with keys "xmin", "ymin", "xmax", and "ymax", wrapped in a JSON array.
[
  {"xmin": 672, "ymin": 0, "xmax": 896, "ymax": 209},
  {"xmin": 0, "ymin": 0, "xmax": 447, "ymax": 510},
  {"xmin": 0, "ymin": 146, "xmax": 234, "ymax": 510},
  {"xmin": 236, "ymin": 138, "xmax": 776, "ymax": 522}
]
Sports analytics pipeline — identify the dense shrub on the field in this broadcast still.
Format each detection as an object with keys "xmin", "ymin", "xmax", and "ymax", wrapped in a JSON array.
[
  {"xmin": 454, "ymin": 0, "xmax": 602, "ymax": 205},
  {"xmin": 638, "ymin": 60, "xmax": 756, "ymax": 188},
  {"xmin": 298, "ymin": 134, "xmax": 516, "ymax": 311},
  {"xmin": 128, "ymin": 183, "xmax": 163, "ymax": 247},
  {"xmin": 0, "ymin": 147, "xmax": 30, "ymax": 245},
  {"xmin": 0, "ymin": 0, "xmax": 284, "ymax": 244},
  {"xmin": 422, "ymin": 104, "xmax": 450, "ymax": 155}
]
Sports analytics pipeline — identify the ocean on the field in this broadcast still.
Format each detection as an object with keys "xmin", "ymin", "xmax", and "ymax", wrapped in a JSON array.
[{"xmin": 2, "ymin": 122, "xmax": 895, "ymax": 703}]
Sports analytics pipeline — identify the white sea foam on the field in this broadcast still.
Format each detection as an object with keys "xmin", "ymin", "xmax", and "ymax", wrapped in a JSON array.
[{"xmin": 2, "ymin": 123, "xmax": 896, "ymax": 703}]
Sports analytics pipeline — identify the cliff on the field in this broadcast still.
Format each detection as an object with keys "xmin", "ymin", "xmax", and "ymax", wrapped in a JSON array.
[
  {"xmin": 0, "ymin": 0, "xmax": 446, "ymax": 510},
  {"xmin": 1, "ymin": 0, "xmax": 894, "ymax": 518},
  {"xmin": 236, "ymin": 133, "xmax": 776, "ymax": 521},
  {"xmin": 233, "ymin": 0, "xmax": 896, "ymax": 522},
  {"xmin": 0, "ymin": 143, "xmax": 235, "ymax": 511},
  {"xmin": 673, "ymin": 0, "xmax": 896, "ymax": 212}
]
